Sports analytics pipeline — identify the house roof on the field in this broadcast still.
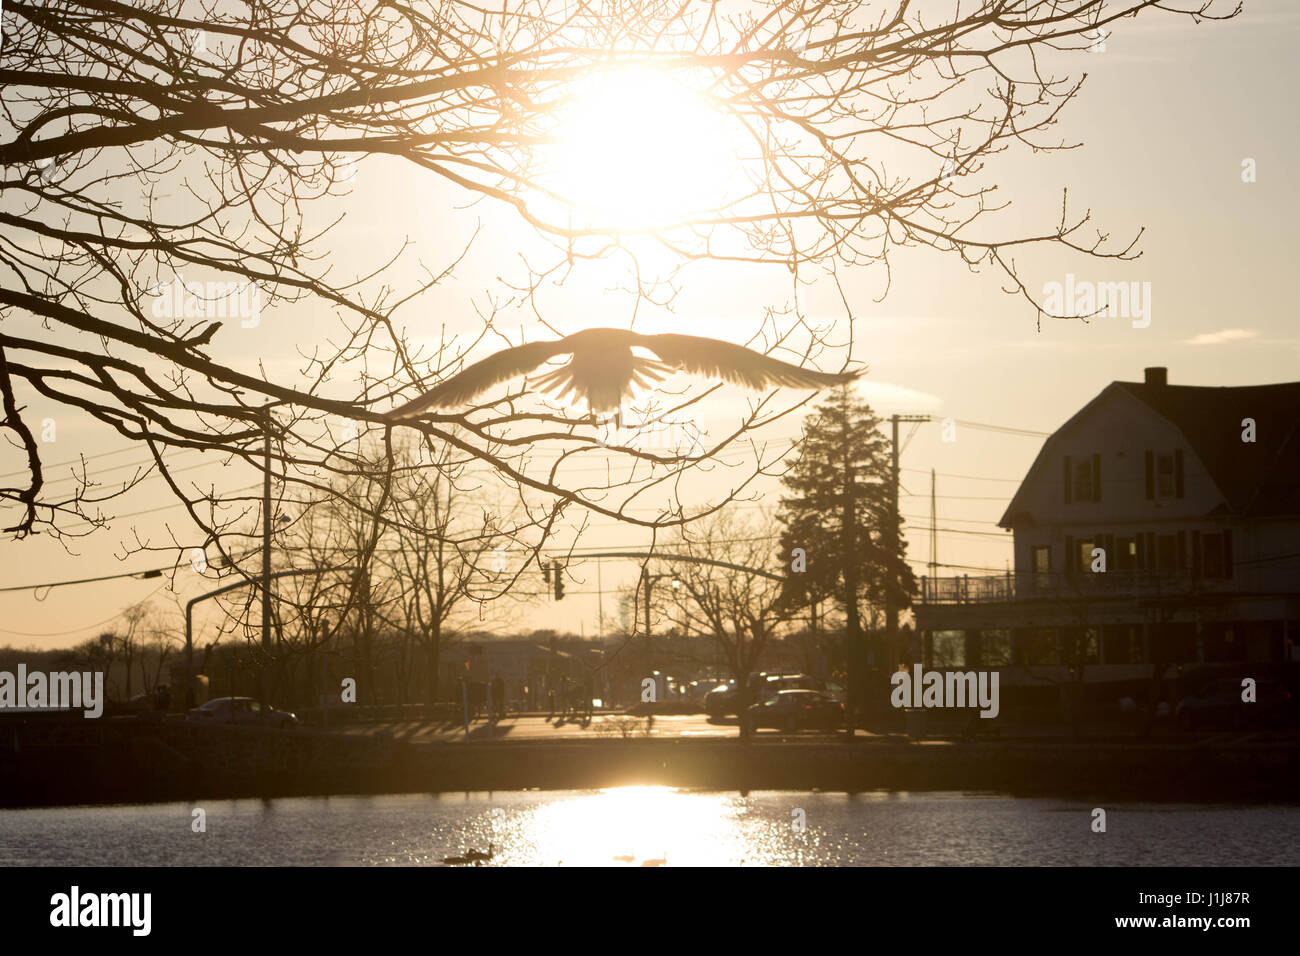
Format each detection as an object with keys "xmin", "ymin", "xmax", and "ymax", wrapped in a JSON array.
[
  {"xmin": 1119, "ymin": 379, "xmax": 1300, "ymax": 517},
  {"xmin": 999, "ymin": 377, "xmax": 1300, "ymax": 526}
]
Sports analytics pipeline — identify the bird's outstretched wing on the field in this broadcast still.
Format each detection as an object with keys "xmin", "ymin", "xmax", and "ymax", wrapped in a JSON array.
[
  {"xmin": 636, "ymin": 333, "xmax": 861, "ymax": 391},
  {"xmin": 390, "ymin": 339, "xmax": 571, "ymax": 416}
]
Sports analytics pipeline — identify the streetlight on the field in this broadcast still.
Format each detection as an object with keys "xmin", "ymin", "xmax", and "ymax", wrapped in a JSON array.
[
  {"xmin": 184, "ymin": 565, "xmax": 353, "ymax": 711},
  {"xmin": 641, "ymin": 569, "xmax": 680, "ymax": 701}
]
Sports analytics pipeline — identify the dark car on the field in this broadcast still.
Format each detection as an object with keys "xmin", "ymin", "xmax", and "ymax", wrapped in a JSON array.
[
  {"xmin": 706, "ymin": 673, "xmax": 824, "ymax": 718},
  {"xmin": 186, "ymin": 696, "xmax": 299, "ymax": 729},
  {"xmin": 1176, "ymin": 679, "xmax": 1295, "ymax": 731},
  {"xmin": 704, "ymin": 681, "xmax": 738, "ymax": 719},
  {"xmin": 746, "ymin": 689, "xmax": 844, "ymax": 733},
  {"xmin": 756, "ymin": 673, "xmax": 820, "ymax": 702}
]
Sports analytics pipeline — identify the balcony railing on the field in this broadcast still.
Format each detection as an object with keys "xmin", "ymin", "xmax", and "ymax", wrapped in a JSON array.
[{"xmin": 918, "ymin": 569, "xmax": 1215, "ymax": 605}]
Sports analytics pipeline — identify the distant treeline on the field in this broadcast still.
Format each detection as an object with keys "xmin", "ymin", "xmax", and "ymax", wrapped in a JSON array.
[{"xmin": 1, "ymin": 625, "xmax": 842, "ymax": 712}]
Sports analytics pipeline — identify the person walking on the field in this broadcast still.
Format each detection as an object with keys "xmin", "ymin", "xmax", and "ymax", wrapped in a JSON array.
[{"xmin": 491, "ymin": 674, "xmax": 506, "ymax": 720}]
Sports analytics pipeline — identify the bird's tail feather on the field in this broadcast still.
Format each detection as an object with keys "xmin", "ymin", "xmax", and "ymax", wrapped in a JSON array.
[{"xmin": 533, "ymin": 357, "xmax": 674, "ymax": 411}]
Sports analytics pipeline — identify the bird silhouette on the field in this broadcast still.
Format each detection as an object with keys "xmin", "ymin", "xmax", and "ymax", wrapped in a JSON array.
[
  {"xmin": 391, "ymin": 328, "xmax": 861, "ymax": 416},
  {"xmin": 463, "ymin": 843, "xmax": 494, "ymax": 864},
  {"xmin": 442, "ymin": 842, "xmax": 493, "ymax": 866}
]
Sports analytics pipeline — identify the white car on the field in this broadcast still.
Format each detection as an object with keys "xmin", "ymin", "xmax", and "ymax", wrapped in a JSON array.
[{"xmin": 186, "ymin": 696, "xmax": 298, "ymax": 729}]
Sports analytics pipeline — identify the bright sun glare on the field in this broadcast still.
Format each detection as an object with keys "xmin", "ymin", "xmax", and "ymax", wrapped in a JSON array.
[{"xmin": 547, "ymin": 68, "xmax": 740, "ymax": 231}]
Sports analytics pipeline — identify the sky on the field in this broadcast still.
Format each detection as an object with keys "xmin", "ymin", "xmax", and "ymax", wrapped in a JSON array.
[{"xmin": 2, "ymin": 0, "xmax": 1298, "ymax": 649}]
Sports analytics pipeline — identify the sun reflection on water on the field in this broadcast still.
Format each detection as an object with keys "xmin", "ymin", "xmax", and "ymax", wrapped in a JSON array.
[
  {"xmin": 433, "ymin": 787, "xmax": 830, "ymax": 867},
  {"xmin": 520, "ymin": 787, "xmax": 754, "ymax": 867}
]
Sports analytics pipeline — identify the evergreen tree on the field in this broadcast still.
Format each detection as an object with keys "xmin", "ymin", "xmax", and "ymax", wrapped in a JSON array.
[{"xmin": 776, "ymin": 387, "xmax": 916, "ymax": 726}]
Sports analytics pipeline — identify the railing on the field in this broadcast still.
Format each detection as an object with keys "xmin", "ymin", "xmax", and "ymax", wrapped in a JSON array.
[{"xmin": 918, "ymin": 570, "xmax": 1214, "ymax": 605}]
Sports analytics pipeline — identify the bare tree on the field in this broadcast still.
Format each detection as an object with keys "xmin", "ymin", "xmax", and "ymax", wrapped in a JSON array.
[
  {"xmin": 383, "ymin": 439, "xmax": 524, "ymax": 705},
  {"xmin": 113, "ymin": 598, "xmax": 155, "ymax": 700},
  {"xmin": 1, "ymin": 0, "xmax": 1240, "ymax": 521},
  {"xmin": 1, "ymin": 0, "xmax": 1239, "ymax": 653},
  {"xmin": 247, "ymin": 432, "xmax": 528, "ymax": 706},
  {"xmin": 663, "ymin": 509, "xmax": 796, "ymax": 735}
]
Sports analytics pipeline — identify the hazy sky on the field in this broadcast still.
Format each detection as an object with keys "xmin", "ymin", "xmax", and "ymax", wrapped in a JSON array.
[{"xmin": 2, "ymin": 0, "xmax": 1297, "ymax": 649}]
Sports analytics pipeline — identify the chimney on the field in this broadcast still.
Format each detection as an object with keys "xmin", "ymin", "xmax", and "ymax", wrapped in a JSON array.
[{"xmin": 1144, "ymin": 366, "xmax": 1167, "ymax": 386}]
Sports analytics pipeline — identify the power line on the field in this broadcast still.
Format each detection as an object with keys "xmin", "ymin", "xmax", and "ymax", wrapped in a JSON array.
[
  {"xmin": 952, "ymin": 419, "xmax": 1051, "ymax": 438},
  {"xmin": 0, "ymin": 544, "xmax": 263, "ymax": 595},
  {"xmin": 0, "ymin": 583, "xmax": 169, "ymax": 637},
  {"xmin": 901, "ymin": 511, "xmax": 1003, "ymax": 527},
  {"xmin": 56, "ymin": 481, "xmax": 264, "ymax": 531},
  {"xmin": 902, "ymin": 493, "xmax": 1010, "ymax": 501},
  {"xmin": 0, "ymin": 565, "xmax": 176, "ymax": 594},
  {"xmin": 902, "ymin": 467, "xmax": 1023, "ymax": 483},
  {"xmin": 0, "ymin": 443, "xmax": 152, "ymax": 481},
  {"xmin": 904, "ymin": 524, "xmax": 1010, "ymax": 538},
  {"xmin": 12, "ymin": 536, "xmax": 1295, "ymax": 603},
  {"xmin": 21, "ymin": 450, "xmax": 204, "ymax": 491}
]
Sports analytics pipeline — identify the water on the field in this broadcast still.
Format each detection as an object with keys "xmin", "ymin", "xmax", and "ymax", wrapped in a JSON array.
[{"xmin": 2, "ymin": 789, "xmax": 1298, "ymax": 866}]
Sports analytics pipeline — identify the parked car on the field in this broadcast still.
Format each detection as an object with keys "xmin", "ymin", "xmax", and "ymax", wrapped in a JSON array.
[
  {"xmin": 683, "ymin": 680, "xmax": 720, "ymax": 706},
  {"xmin": 756, "ymin": 673, "xmax": 820, "ymax": 702},
  {"xmin": 186, "ymin": 696, "xmax": 299, "ymax": 729},
  {"xmin": 746, "ymin": 689, "xmax": 844, "ymax": 733},
  {"xmin": 1176, "ymin": 679, "xmax": 1295, "ymax": 731},
  {"xmin": 705, "ymin": 673, "xmax": 826, "ymax": 718},
  {"xmin": 704, "ymin": 681, "xmax": 738, "ymax": 719}
]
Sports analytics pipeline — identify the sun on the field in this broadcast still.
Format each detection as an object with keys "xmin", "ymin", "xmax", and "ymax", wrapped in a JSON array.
[{"xmin": 544, "ymin": 66, "xmax": 741, "ymax": 232}]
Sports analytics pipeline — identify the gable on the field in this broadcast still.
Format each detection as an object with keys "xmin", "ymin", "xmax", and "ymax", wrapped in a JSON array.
[
  {"xmin": 1117, "ymin": 381, "xmax": 1300, "ymax": 517},
  {"xmin": 1000, "ymin": 378, "xmax": 1300, "ymax": 527}
]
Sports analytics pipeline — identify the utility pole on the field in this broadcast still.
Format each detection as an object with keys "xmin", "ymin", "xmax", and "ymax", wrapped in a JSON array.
[
  {"xmin": 842, "ymin": 461, "xmax": 861, "ymax": 734},
  {"xmin": 261, "ymin": 404, "xmax": 273, "ymax": 711},
  {"xmin": 640, "ymin": 569, "xmax": 680, "ymax": 703},
  {"xmin": 644, "ymin": 569, "xmax": 653, "ymax": 684},
  {"xmin": 887, "ymin": 414, "xmax": 930, "ymax": 672},
  {"xmin": 929, "ymin": 468, "xmax": 938, "ymax": 578},
  {"xmin": 597, "ymin": 558, "xmax": 604, "ymax": 638}
]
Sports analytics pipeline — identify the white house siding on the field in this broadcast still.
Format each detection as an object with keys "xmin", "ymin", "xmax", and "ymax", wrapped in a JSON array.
[{"xmin": 915, "ymin": 375, "xmax": 1300, "ymax": 690}]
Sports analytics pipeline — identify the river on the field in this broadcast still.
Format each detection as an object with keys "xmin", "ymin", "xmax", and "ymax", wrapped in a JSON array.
[{"xmin": 3, "ymin": 789, "xmax": 1298, "ymax": 866}]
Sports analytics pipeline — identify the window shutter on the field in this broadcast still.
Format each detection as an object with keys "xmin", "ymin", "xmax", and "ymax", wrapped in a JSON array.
[
  {"xmin": 1135, "ymin": 532, "xmax": 1146, "ymax": 569},
  {"xmin": 1064, "ymin": 535, "xmax": 1074, "ymax": 573},
  {"xmin": 1177, "ymin": 531, "xmax": 1187, "ymax": 569},
  {"xmin": 1192, "ymin": 530, "xmax": 1202, "ymax": 578},
  {"xmin": 1175, "ymin": 449, "xmax": 1184, "ymax": 498},
  {"xmin": 1063, "ymin": 456, "xmax": 1072, "ymax": 504},
  {"xmin": 1144, "ymin": 451, "xmax": 1154, "ymax": 499},
  {"xmin": 1223, "ymin": 528, "xmax": 1233, "ymax": 578},
  {"xmin": 1092, "ymin": 453, "xmax": 1101, "ymax": 502}
]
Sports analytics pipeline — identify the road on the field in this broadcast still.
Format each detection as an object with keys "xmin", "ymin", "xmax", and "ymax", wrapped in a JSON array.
[
  {"xmin": 336, "ymin": 712, "xmax": 868, "ymax": 743},
  {"xmin": 333, "ymin": 712, "xmax": 1295, "ymax": 746}
]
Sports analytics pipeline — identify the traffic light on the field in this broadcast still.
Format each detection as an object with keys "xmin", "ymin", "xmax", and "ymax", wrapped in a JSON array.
[
  {"xmin": 542, "ymin": 561, "xmax": 550, "ymax": 587},
  {"xmin": 553, "ymin": 560, "xmax": 565, "ymax": 600}
]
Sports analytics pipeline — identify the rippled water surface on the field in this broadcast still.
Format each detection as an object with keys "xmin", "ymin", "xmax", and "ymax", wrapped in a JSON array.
[{"xmin": 3, "ymin": 789, "xmax": 1299, "ymax": 866}]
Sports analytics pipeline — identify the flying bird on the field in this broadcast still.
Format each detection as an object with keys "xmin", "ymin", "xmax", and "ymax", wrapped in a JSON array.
[{"xmin": 391, "ymin": 327, "xmax": 861, "ymax": 416}]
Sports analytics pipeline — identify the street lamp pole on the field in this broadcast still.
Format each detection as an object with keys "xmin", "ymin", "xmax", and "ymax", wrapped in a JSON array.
[
  {"xmin": 262, "ymin": 406, "xmax": 272, "ymax": 708},
  {"xmin": 644, "ymin": 569, "xmax": 653, "ymax": 683},
  {"xmin": 641, "ymin": 569, "xmax": 680, "ymax": 701},
  {"xmin": 185, "ymin": 566, "xmax": 354, "ymax": 711}
]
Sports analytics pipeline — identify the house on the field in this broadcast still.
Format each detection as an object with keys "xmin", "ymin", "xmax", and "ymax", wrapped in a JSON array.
[{"xmin": 915, "ymin": 367, "xmax": 1300, "ymax": 693}]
